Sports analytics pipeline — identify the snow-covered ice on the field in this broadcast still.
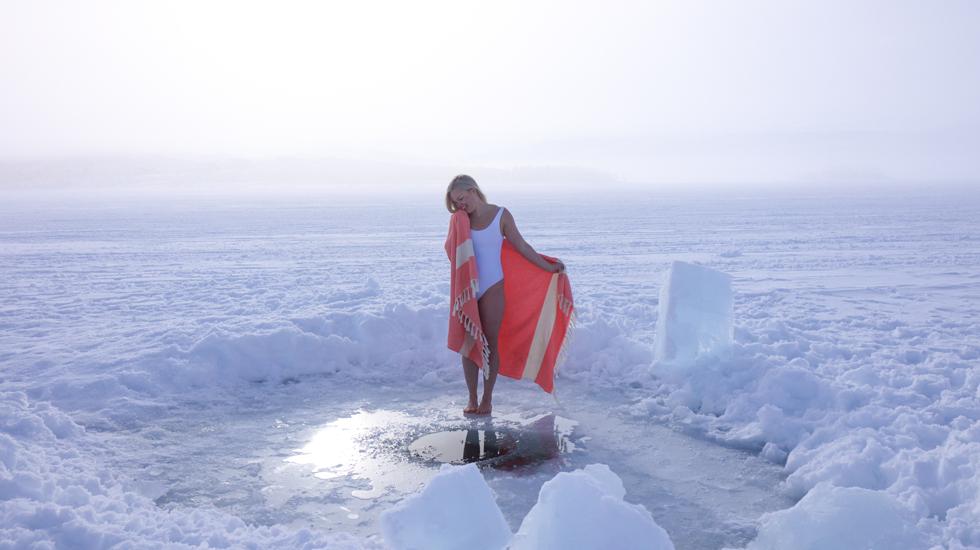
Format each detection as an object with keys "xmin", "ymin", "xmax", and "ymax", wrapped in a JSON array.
[{"xmin": 2, "ymin": 189, "xmax": 979, "ymax": 549}]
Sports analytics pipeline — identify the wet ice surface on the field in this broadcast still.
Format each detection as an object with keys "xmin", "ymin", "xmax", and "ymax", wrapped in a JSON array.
[
  {"xmin": 96, "ymin": 379, "xmax": 789, "ymax": 549},
  {"xmin": 2, "ymin": 190, "xmax": 979, "ymax": 548}
]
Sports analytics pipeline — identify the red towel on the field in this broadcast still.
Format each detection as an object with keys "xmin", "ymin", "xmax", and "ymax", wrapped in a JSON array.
[{"xmin": 445, "ymin": 211, "xmax": 574, "ymax": 393}]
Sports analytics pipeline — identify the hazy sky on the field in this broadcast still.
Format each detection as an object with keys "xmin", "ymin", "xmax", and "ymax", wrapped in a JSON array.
[{"xmin": 2, "ymin": 1, "xmax": 979, "ymax": 186}]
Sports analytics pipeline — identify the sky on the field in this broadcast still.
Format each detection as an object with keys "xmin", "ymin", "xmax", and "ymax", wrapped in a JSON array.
[{"xmin": 1, "ymin": 0, "xmax": 979, "ymax": 190}]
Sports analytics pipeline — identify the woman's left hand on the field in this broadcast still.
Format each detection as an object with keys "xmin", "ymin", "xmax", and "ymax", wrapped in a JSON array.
[{"xmin": 552, "ymin": 260, "xmax": 565, "ymax": 274}]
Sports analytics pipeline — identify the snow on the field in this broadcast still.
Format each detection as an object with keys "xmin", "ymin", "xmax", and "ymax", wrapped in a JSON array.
[
  {"xmin": 655, "ymin": 261, "xmax": 734, "ymax": 365},
  {"xmin": 0, "ymin": 391, "xmax": 365, "ymax": 549},
  {"xmin": 743, "ymin": 482, "xmax": 928, "ymax": 550},
  {"xmin": 1, "ymin": 190, "xmax": 979, "ymax": 549}
]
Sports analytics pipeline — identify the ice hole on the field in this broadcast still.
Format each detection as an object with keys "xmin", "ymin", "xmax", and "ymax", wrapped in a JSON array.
[{"xmin": 409, "ymin": 414, "xmax": 577, "ymax": 470}]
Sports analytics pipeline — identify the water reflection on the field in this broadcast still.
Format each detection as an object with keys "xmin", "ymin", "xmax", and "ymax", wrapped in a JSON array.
[
  {"xmin": 286, "ymin": 409, "xmax": 423, "ymax": 499},
  {"xmin": 409, "ymin": 414, "xmax": 576, "ymax": 470},
  {"xmin": 286, "ymin": 410, "xmax": 578, "ymax": 500}
]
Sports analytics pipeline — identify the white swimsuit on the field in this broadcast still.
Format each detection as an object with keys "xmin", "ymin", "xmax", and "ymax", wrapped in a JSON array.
[{"xmin": 471, "ymin": 207, "xmax": 505, "ymax": 299}]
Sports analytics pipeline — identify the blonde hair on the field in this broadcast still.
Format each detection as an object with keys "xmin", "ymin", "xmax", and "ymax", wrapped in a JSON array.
[{"xmin": 445, "ymin": 174, "xmax": 487, "ymax": 213}]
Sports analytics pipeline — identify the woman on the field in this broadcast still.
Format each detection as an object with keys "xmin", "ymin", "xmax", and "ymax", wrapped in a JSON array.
[{"xmin": 445, "ymin": 175, "xmax": 564, "ymax": 416}]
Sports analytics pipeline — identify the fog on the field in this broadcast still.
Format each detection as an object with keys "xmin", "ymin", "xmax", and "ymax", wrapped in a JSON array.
[{"xmin": 2, "ymin": 1, "xmax": 979, "ymax": 195}]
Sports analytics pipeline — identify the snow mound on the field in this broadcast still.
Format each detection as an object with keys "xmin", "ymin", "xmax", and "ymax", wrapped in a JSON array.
[
  {"xmin": 655, "ymin": 261, "xmax": 733, "ymax": 364},
  {"xmin": 147, "ymin": 303, "xmax": 453, "ymax": 391},
  {"xmin": 512, "ymin": 464, "xmax": 675, "ymax": 550},
  {"xmin": 744, "ymin": 482, "xmax": 927, "ymax": 550},
  {"xmin": 380, "ymin": 463, "xmax": 511, "ymax": 550},
  {"xmin": 634, "ymin": 315, "xmax": 980, "ymax": 548}
]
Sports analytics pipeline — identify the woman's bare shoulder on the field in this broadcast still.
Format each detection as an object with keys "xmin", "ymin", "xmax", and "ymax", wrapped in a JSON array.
[{"xmin": 500, "ymin": 207, "xmax": 518, "ymax": 236}]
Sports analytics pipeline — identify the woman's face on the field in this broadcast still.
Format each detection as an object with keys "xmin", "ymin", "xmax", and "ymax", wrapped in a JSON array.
[{"xmin": 450, "ymin": 187, "xmax": 477, "ymax": 214}]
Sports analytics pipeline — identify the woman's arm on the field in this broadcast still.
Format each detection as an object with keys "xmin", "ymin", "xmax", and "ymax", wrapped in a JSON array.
[{"xmin": 501, "ymin": 208, "xmax": 564, "ymax": 273}]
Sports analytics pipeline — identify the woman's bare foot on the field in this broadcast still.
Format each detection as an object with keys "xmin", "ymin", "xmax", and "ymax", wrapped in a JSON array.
[
  {"xmin": 463, "ymin": 399, "xmax": 479, "ymax": 415},
  {"xmin": 474, "ymin": 399, "xmax": 492, "ymax": 416}
]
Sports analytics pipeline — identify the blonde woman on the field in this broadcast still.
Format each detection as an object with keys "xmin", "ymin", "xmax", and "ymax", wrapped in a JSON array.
[{"xmin": 445, "ymin": 175, "xmax": 564, "ymax": 415}]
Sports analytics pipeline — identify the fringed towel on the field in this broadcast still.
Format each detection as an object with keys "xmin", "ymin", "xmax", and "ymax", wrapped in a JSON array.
[
  {"xmin": 445, "ymin": 211, "xmax": 491, "ymax": 375},
  {"xmin": 445, "ymin": 210, "xmax": 574, "ymax": 393}
]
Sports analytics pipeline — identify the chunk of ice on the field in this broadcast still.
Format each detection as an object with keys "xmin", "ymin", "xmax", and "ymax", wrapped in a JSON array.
[
  {"xmin": 511, "ymin": 464, "xmax": 675, "ymax": 550},
  {"xmin": 379, "ymin": 463, "xmax": 511, "ymax": 550},
  {"xmin": 655, "ymin": 261, "xmax": 733, "ymax": 364}
]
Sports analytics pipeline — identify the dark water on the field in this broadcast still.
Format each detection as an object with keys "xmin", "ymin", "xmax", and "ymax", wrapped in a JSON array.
[{"xmin": 409, "ymin": 414, "xmax": 577, "ymax": 470}]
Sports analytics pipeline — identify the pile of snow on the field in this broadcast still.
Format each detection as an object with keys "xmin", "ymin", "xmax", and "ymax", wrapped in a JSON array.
[
  {"xmin": 555, "ymin": 315, "xmax": 655, "ymax": 384},
  {"xmin": 167, "ymin": 303, "xmax": 450, "ymax": 387},
  {"xmin": 0, "ymin": 391, "xmax": 365, "ymax": 549},
  {"xmin": 28, "ymin": 301, "xmax": 459, "ymax": 408},
  {"xmin": 744, "ymin": 483, "xmax": 927, "ymax": 550},
  {"xmin": 381, "ymin": 463, "xmax": 673, "ymax": 550},
  {"xmin": 629, "ymin": 264, "xmax": 980, "ymax": 548},
  {"xmin": 654, "ymin": 261, "xmax": 733, "ymax": 365},
  {"xmin": 633, "ymin": 341, "xmax": 980, "ymax": 547}
]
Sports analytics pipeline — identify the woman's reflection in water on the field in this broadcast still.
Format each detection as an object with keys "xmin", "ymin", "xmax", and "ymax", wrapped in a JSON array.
[
  {"xmin": 463, "ymin": 428, "xmax": 503, "ymax": 462},
  {"xmin": 459, "ymin": 415, "xmax": 561, "ymax": 469}
]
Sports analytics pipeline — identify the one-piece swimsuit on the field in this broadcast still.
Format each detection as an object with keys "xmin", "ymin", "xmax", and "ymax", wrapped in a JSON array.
[{"xmin": 471, "ymin": 207, "xmax": 504, "ymax": 299}]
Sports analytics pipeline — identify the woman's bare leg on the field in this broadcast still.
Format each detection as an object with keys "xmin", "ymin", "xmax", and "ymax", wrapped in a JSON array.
[
  {"xmin": 476, "ymin": 281, "xmax": 505, "ymax": 415},
  {"xmin": 462, "ymin": 356, "xmax": 479, "ymax": 413}
]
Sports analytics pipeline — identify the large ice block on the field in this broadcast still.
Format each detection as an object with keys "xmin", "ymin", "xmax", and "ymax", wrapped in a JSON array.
[{"xmin": 654, "ymin": 261, "xmax": 733, "ymax": 363}]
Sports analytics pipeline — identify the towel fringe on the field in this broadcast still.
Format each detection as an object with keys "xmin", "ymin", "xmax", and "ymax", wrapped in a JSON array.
[
  {"xmin": 554, "ymin": 309, "xmax": 577, "ymax": 379},
  {"xmin": 452, "ymin": 276, "xmax": 491, "ymax": 374},
  {"xmin": 557, "ymin": 293, "xmax": 573, "ymax": 318}
]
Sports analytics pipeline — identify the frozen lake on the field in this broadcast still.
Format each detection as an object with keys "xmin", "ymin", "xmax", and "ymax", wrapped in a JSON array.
[{"xmin": 2, "ymin": 189, "xmax": 978, "ymax": 548}]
